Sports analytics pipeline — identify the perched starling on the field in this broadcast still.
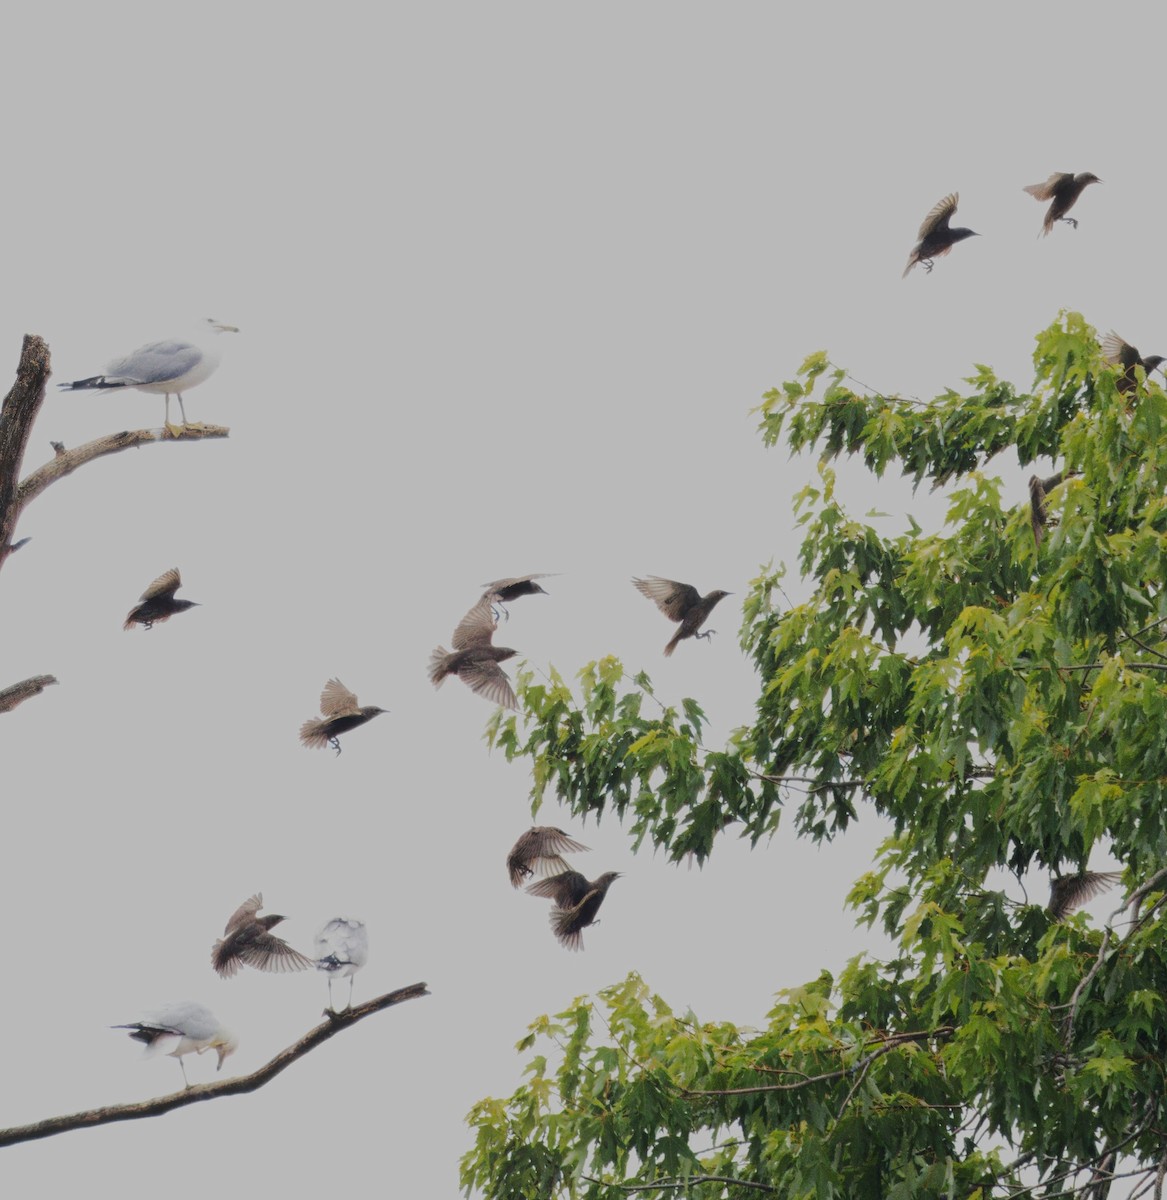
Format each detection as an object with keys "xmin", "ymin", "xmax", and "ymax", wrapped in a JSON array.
[
  {"xmin": 1023, "ymin": 172, "xmax": 1101, "ymax": 236},
  {"xmin": 314, "ymin": 916, "xmax": 369, "ymax": 1012},
  {"xmin": 58, "ymin": 318, "xmax": 239, "ymax": 434},
  {"xmin": 429, "ymin": 596, "xmax": 519, "ymax": 709},
  {"xmin": 299, "ymin": 678, "xmax": 388, "ymax": 755},
  {"xmin": 506, "ymin": 826, "xmax": 591, "ymax": 888},
  {"xmin": 1048, "ymin": 871, "xmax": 1122, "ymax": 921},
  {"xmin": 211, "ymin": 893, "xmax": 314, "ymax": 979},
  {"xmin": 123, "ymin": 568, "xmax": 199, "ymax": 631},
  {"xmin": 0, "ymin": 674, "xmax": 58, "ymax": 714},
  {"xmin": 113, "ymin": 1001, "xmax": 237, "ymax": 1089},
  {"xmin": 1029, "ymin": 472, "xmax": 1064, "ymax": 549},
  {"xmin": 1101, "ymin": 332, "xmax": 1167, "ymax": 397},
  {"xmin": 527, "ymin": 870, "xmax": 621, "ymax": 951},
  {"xmin": 633, "ymin": 576, "xmax": 730, "ymax": 656},
  {"xmin": 902, "ymin": 193, "xmax": 979, "ymax": 277}
]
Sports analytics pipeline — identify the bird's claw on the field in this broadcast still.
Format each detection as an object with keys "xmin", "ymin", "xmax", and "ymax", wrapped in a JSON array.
[
  {"xmin": 922, "ymin": 259, "xmax": 934, "ymax": 274},
  {"xmin": 695, "ymin": 628, "xmax": 718, "ymax": 642},
  {"xmin": 329, "ymin": 737, "xmax": 342, "ymax": 756}
]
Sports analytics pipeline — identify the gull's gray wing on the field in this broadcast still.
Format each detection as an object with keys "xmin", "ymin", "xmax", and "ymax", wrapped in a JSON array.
[{"xmin": 104, "ymin": 340, "xmax": 204, "ymax": 386}]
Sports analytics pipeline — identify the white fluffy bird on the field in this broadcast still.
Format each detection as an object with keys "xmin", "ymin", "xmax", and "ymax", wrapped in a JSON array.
[
  {"xmin": 314, "ymin": 917, "xmax": 369, "ymax": 1011},
  {"xmin": 58, "ymin": 317, "xmax": 239, "ymax": 433},
  {"xmin": 113, "ymin": 1001, "xmax": 237, "ymax": 1089}
]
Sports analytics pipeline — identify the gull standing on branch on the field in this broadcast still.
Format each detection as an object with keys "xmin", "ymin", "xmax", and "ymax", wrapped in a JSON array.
[
  {"xmin": 123, "ymin": 568, "xmax": 199, "ymax": 631},
  {"xmin": 211, "ymin": 893, "xmax": 314, "ymax": 979},
  {"xmin": 633, "ymin": 576, "xmax": 730, "ymax": 656},
  {"xmin": 429, "ymin": 596, "xmax": 519, "ymax": 710},
  {"xmin": 299, "ymin": 678, "xmax": 388, "ymax": 755},
  {"xmin": 58, "ymin": 318, "xmax": 239, "ymax": 435},
  {"xmin": 314, "ymin": 917, "xmax": 369, "ymax": 1012},
  {"xmin": 113, "ymin": 1002, "xmax": 237, "ymax": 1089}
]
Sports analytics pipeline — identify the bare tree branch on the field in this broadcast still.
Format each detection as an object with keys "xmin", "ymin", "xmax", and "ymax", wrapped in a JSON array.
[
  {"xmin": 0, "ymin": 981, "xmax": 429, "ymax": 1147},
  {"xmin": 17, "ymin": 424, "xmax": 230, "ymax": 514},
  {"xmin": 0, "ymin": 674, "xmax": 58, "ymax": 714},
  {"xmin": 0, "ymin": 336, "xmax": 52, "ymax": 572}
]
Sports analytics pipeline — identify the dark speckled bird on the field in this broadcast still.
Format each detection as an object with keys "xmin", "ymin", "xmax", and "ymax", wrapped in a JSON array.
[
  {"xmin": 429, "ymin": 597, "xmax": 519, "ymax": 709},
  {"xmin": 633, "ymin": 576, "xmax": 730, "ymax": 656},
  {"xmin": 299, "ymin": 678, "xmax": 387, "ymax": 755},
  {"xmin": 526, "ymin": 870, "xmax": 621, "ymax": 951},
  {"xmin": 506, "ymin": 827, "xmax": 591, "ymax": 888},
  {"xmin": 1023, "ymin": 172, "xmax": 1101, "ymax": 236},
  {"xmin": 123, "ymin": 568, "xmax": 199, "ymax": 631},
  {"xmin": 1047, "ymin": 871, "xmax": 1122, "ymax": 921},
  {"xmin": 211, "ymin": 894, "xmax": 314, "ymax": 978},
  {"xmin": 481, "ymin": 573, "xmax": 555, "ymax": 619},
  {"xmin": 1101, "ymin": 332, "xmax": 1167, "ymax": 397},
  {"xmin": 902, "ymin": 193, "xmax": 979, "ymax": 277}
]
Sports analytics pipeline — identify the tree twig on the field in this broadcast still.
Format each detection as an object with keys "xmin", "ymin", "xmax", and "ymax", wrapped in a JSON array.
[
  {"xmin": 17, "ymin": 423, "xmax": 230, "ymax": 513},
  {"xmin": 0, "ymin": 674, "xmax": 58, "ymax": 714},
  {"xmin": 0, "ymin": 982, "xmax": 428, "ymax": 1147}
]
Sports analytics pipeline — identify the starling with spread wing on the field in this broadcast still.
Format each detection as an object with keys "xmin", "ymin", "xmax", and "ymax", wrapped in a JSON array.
[
  {"xmin": 211, "ymin": 893, "xmax": 314, "ymax": 978},
  {"xmin": 633, "ymin": 576, "xmax": 730, "ymax": 656},
  {"xmin": 527, "ymin": 869, "xmax": 621, "ymax": 951},
  {"xmin": 1048, "ymin": 871, "xmax": 1122, "ymax": 921},
  {"xmin": 1101, "ymin": 332, "xmax": 1167, "ymax": 397},
  {"xmin": 902, "ymin": 193, "xmax": 979, "ymax": 277},
  {"xmin": 1023, "ymin": 172, "xmax": 1101, "ymax": 236},
  {"xmin": 506, "ymin": 827, "xmax": 591, "ymax": 888},
  {"xmin": 299, "ymin": 678, "xmax": 387, "ymax": 755},
  {"xmin": 429, "ymin": 597, "xmax": 518, "ymax": 709},
  {"xmin": 123, "ymin": 568, "xmax": 199, "ymax": 631}
]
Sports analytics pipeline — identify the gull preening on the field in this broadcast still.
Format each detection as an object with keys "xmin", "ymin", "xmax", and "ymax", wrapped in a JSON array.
[
  {"xmin": 58, "ymin": 317, "xmax": 239, "ymax": 434},
  {"xmin": 314, "ymin": 917, "xmax": 369, "ymax": 1011},
  {"xmin": 113, "ymin": 1001, "xmax": 237, "ymax": 1089},
  {"xmin": 211, "ymin": 893, "xmax": 314, "ymax": 978}
]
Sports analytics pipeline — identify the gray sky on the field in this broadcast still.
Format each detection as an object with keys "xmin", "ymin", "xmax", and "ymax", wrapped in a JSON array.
[{"xmin": 2, "ymin": 4, "xmax": 1154, "ymax": 1194}]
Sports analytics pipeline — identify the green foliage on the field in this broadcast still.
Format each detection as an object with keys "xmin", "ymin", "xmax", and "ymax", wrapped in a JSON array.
[{"xmin": 465, "ymin": 315, "xmax": 1167, "ymax": 1198}]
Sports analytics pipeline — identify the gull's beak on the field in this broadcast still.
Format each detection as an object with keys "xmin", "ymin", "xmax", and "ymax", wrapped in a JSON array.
[{"xmin": 206, "ymin": 320, "xmax": 240, "ymax": 334}]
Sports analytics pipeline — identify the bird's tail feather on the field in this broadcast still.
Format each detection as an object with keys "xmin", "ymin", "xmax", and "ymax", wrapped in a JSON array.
[
  {"xmin": 58, "ymin": 376, "xmax": 128, "ymax": 391},
  {"xmin": 429, "ymin": 647, "xmax": 450, "ymax": 687}
]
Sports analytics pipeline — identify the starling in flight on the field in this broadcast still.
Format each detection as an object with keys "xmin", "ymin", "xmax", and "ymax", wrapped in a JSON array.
[
  {"xmin": 211, "ymin": 893, "xmax": 314, "ymax": 978},
  {"xmin": 526, "ymin": 869, "xmax": 621, "ymax": 951},
  {"xmin": 481, "ymin": 573, "xmax": 554, "ymax": 619},
  {"xmin": 633, "ymin": 576, "xmax": 730, "ymax": 656},
  {"xmin": 1101, "ymin": 332, "xmax": 1167, "ymax": 397},
  {"xmin": 123, "ymin": 568, "xmax": 199, "ymax": 631},
  {"xmin": 429, "ymin": 596, "xmax": 519, "ymax": 709},
  {"xmin": 1047, "ymin": 871, "xmax": 1122, "ymax": 921},
  {"xmin": 506, "ymin": 826, "xmax": 591, "ymax": 888},
  {"xmin": 902, "ymin": 193, "xmax": 979, "ymax": 277},
  {"xmin": 1023, "ymin": 172, "xmax": 1101, "ymax": 236},
  {"xmin": 299, "ymin": 678, "xmax": 388, "ymax": 755}
]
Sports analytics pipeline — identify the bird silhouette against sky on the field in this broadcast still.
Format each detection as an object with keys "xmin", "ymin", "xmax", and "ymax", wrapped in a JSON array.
[
  {"xmin": 506, "ymin": 827, "xmax": 590, "ymax": 888},
  {"xmin": 1023, "ymin": 171, "xmax": 1101, "ymax": 236},
  {"xmin": 299, "ymin": 678, "xmax": 387, "ymax": 755},
  {"xmin": 481, "ymin": 573, "xmax": 554, "ymax": 619},
  {"xmin": 527, "ymin": 870, "xmax": 621, "ymax": 951},
  {"xmin": 633, "ymin": 576, "xmax": 730, "ymax": 656},
  {"xmin": 429, "ymin": 596, "xmax": 519, "ymax": 709},
  {"xmin": 211, "ymin": 893, "xmax": 314, "ymax": 978},
  {"xmin": 123, "ymin": 568, "xmax": 199, "ymax": 631},
  {"xmin": 902, "ymin": 193, "xmax": 978, "ymax": 277},
  {"xmin": 58, "ymin": 317, "xmax": 238, "ymax": 434}
]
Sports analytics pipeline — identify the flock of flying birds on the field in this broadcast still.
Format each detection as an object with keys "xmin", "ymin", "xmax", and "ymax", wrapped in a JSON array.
[{"xmin": 59, "ymin": 178, "xmax": 1145, "ymax": 1086}]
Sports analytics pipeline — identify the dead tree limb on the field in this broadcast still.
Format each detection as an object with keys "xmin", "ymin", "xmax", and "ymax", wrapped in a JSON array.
[
  {"xmin": 0, "ymin": 674, "xmax": 58, "ymax": 713},
  {"xmin": 17, "ymin": 423, "xmax": 229, "ymax": 514},
  {"xmin": 0, "ymin": 335, "xmax": 52, "ymax": 572},
  {"xmin": 0, "ymin": 981, "xmax": 429, "ymax": 1147}
]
